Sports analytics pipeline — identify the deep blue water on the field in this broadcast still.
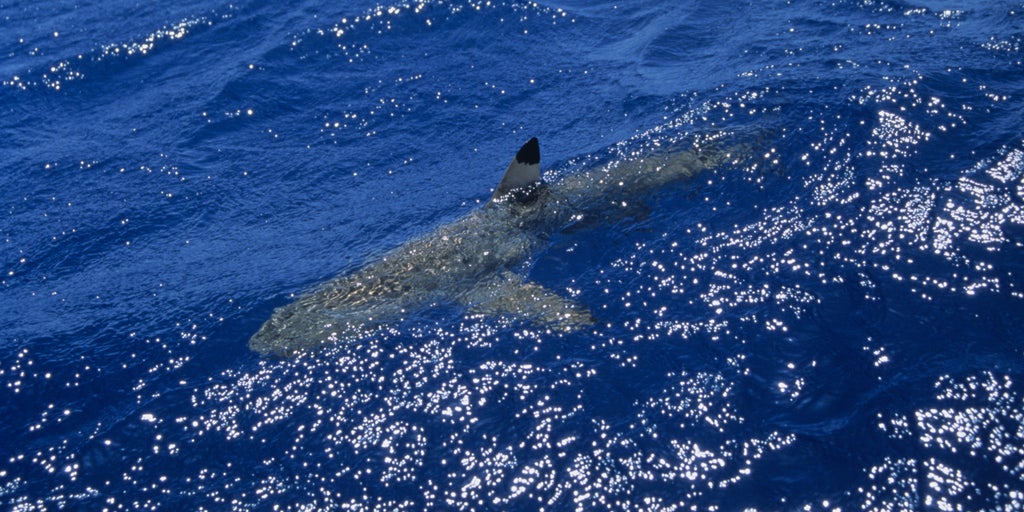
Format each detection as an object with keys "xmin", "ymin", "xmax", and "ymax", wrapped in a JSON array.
[{"xmin": 2, "ymin": 0, "xmax": 1024, "ymax": 509}]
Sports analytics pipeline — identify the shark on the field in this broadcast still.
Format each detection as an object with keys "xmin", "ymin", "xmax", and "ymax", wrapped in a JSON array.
[{"xmin": 249, "ymin": 133, "xmax": 745, "ymax": 357}]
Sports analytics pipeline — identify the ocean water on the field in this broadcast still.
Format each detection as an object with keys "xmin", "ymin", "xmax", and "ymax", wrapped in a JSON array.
[{"xmin": 2, "ymin": 0, "xmax": 1024, "ymax": 509}]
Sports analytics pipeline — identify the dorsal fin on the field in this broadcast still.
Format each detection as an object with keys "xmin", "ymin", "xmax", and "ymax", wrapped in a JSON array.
[{"xmin": 490, "ymin": 137, "xmax": 541, "ymax": 203}]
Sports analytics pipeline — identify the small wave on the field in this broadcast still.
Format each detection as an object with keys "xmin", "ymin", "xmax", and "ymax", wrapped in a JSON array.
[{"xmin": 3, "ymin": 15, "xmax": 216, "ymax": 92}]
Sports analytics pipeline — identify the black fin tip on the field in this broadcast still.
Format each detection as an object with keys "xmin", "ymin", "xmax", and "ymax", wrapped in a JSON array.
[{"xmin": 515, "ymin": 137, "xmax": 540, "ymax": 165}]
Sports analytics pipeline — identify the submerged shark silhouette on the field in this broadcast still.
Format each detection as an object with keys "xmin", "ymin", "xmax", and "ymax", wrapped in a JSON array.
[{"xmin": 250, "ymin": 135, "xmax": 742, "ymax": 356}]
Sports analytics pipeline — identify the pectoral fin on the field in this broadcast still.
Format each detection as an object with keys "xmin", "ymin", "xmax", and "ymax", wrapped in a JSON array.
[{"xmin": 467, "ymin": 272, "xmax": 594, "ymax": 331}]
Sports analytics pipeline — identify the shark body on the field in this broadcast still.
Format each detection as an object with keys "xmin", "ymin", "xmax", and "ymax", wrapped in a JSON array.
[{"xmin": 250, "ymin": 135, "xmax": 739, "ymax": 356}]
